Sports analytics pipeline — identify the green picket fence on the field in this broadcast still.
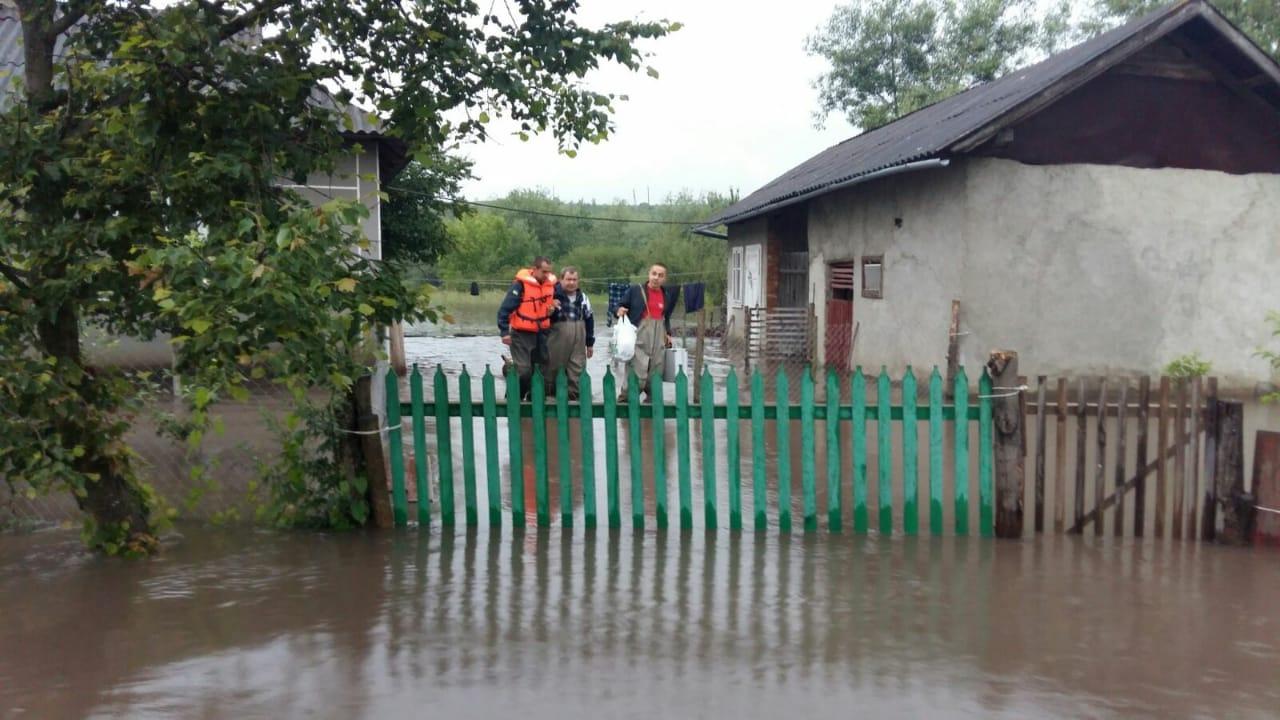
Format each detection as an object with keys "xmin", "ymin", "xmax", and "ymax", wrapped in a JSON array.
[{"xmin": 387, "ymin": 364, "xmax": 995, "ymax": 536}]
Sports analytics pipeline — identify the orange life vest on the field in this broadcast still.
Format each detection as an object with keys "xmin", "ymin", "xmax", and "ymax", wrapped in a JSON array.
[{"xmin": 509, "ymin": 268, "xmax": 557, "ymax": 333}]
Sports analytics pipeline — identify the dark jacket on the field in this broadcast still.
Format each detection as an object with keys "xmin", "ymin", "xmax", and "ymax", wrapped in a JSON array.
[
  {"xmin": 617, "ymin": 283, "xmax": 678, "ymax": 335},
  {"xmin": 550, "ymin": 284, "xmax": 596, "ymax": 347}
]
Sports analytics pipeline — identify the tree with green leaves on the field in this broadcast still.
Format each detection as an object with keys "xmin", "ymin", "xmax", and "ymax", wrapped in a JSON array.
[
  {"xmin": 381, "ymin": 154, "xmax": 473, "ymax": 265},
  {"xmin": 0, "ymin": 0, "xmax": 673, "ymax": 553},
  {"xmin": 807, "ymin": 0, "xmax": 1059, "ymax": 130}
]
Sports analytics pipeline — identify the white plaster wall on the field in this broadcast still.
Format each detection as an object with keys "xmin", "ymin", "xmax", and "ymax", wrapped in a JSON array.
[{"xmin": 806, "ymin": 157, "xmax": 1280, "ymax": 390}]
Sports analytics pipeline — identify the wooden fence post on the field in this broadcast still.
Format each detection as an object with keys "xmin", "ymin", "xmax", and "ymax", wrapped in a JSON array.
[
  {"xmin": 1214, "ymin": 401, "xmax": 1253, "ymax": 544},
  {"xmin": 988, "ymin": 351, "xmax": 1024, "ymax": 538},
  {"xmin": 355, "ymin": 374, "xmax": 394, "ymax": 529}
]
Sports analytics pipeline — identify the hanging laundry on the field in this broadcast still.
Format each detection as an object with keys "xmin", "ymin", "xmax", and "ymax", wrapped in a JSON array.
[
  {"xmin": 682, "ymin": 282, "xmax": 705, "ymax": 313},
  {"xmin": 607, "ymin": 282, "xmax": 629, "ymax": 326},
  {"xmin": 469, "ymin": 281, "xmax": 480, "ymax": 296}
]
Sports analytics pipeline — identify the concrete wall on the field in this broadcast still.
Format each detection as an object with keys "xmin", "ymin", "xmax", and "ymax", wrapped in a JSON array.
[{"xmin": 805, "ymin": 157, "xmax": 1280, "ymax": 390}]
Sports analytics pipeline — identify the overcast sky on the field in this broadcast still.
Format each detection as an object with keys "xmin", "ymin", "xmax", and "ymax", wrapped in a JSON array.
[{"xmin": 459, "ymin": 0, "xmax": 858, "ymax": 204}]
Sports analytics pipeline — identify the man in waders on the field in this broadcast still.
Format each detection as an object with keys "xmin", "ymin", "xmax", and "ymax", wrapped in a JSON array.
[
  {"xmin": 548, "ymin": 266, "xmax": 595, "ymax": 400},
  {"xmin": 497, "ymin": 256, "xmax": 557, "ymax": 399},
  {"xmin": 616, "ymin": 262, "xmax": 676, "ymax": 403}
]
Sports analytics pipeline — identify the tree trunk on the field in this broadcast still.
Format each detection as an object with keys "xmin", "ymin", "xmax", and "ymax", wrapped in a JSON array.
[{"xmin": 39, "ymin": 301, "xmax": 156, "ymax": 553}]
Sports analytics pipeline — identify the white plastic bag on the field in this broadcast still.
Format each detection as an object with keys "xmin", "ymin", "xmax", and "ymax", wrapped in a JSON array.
[{"xmin": 613, "ymin": 315, "xmax": 637, "ymax": 362}]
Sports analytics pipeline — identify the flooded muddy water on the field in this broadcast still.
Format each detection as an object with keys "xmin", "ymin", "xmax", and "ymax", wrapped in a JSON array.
[{"xmin": 1, "ymin": 528, "xmax": 1277, "ymax": 719}]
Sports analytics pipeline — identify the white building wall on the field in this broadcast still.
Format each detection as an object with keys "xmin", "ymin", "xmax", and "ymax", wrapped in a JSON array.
[{"xmin": 803, "ymin": 157, "xmax": 1280, "ymax": 390}]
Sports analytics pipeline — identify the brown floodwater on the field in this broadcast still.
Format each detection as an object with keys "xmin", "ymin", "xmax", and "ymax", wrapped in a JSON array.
[{"xmin": 1, "ymin": 527, "xmax": 1277, "ymax": 719}]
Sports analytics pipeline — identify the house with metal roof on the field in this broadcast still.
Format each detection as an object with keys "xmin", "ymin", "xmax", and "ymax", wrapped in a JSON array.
[{"xmin": 700, "ymin": 0, "xmax": 1280, "ymax": 389}]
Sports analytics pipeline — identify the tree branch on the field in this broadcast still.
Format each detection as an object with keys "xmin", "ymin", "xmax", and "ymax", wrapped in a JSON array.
[
  {"xmin": 218, "ymin": 0, "xmax": 291, "ymax": 42},
  {"xmin": 48, "ymin": 0, "xmax": 92, "ymax": 40},
  {"xmin": 0, "ymin": 260, "xmax": 31, "ymax": 291}
]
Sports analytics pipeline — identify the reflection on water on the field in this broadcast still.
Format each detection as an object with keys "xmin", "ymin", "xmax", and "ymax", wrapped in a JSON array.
[{"xmin": 1, "ymin": 528, "xmax": 1277, "ymax": 719}]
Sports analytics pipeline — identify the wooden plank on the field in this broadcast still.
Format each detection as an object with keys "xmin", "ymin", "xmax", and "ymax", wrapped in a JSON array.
[
  {"xmin": 701, "ymin": 368, "xmax": 717, "ymax": 531},
  {"xmin": 1200, "ymin": 377, "xmax": 1219, "ymax": 541},
  {"xmin": 1075, "ymin": 378, "xmax": 1087, "ymax": 530},
  {"xmin": 628, "ymin": 370, "xmax": 644, "ymax": 530},
  {"xmin": 929, "ymin": 368, "xmax": 943, "ymax": 535},
  {"xmin": 1054, "ymin": 378, "xmax": 1067, "ymax": 534},
  {"xmin": 434, "ymin": 366, "xmax": 456, "ymax": 526},
  {"xmin": 1250, "ymin": 429, "xmax": 1280, "ymax": 546},
  {"xmin": 945, "ymin": 301, "xmax": 960, "ymax": 400},
  {"xmin": 852, "ymin": 367, "xmax": 869, "ymax": 533},
  {"xmin": 752, "ymin": 370, "xmax": 768, "ymax": 531},
  {"xmin": 801, "ymin": 368, "xmax": 818, "ymax": 533},
  {"xmin": 1187, "ymin": 377, "xmax": 1201, "ymax": 541},
  {"xmin": 506, "ymin": 367, "xmax": 525, "ymax": 528},
  {"xmin": 1093, "ymin": 378, "xmax": 1107, "ymax": 537},
  {"xmin": 775, "ymin": 369, "xmax": 793, "ymax": 533},
  {"xmin": 483, "ymin": 368, "xmax": 502, "ymax": 527},
  {"xmin": 954, "ymin": 367, "xmax": 970, "ymax": 535},
  {"xmin": 827, "ymin": 368, "xmax": 843, "ymax": 533},
  {"xmin": 356, "ymin": 376, "xmax": 393, "ymax": 529},
  {"xmin": 651, "ymin": 369, "xmax": 668, "ymax": 530},
  {"xmin": 1134, "ymin": 376, "xmax": 1150, "ymax": 537},
  {"xmin": 407, "ymin": 367, "xmax": 427, "ymax": 527},
  {"xmin": 676, "ymin": 369, "xmax": 692, "ymax": 530},
  {"xmin": 1156, "ymin": 377, "xmax": 1170, "ymax": 538},
  {"xmin": 985, "ymin": 357, "xmax": 1014, "ymax": 539},
  {"xmin": 1172, "ymin": 380, "xmax": 1187, "ymax": 540},
  {"xmin": 556, "ymin": 370, "xmax": 573, "ymax": 528},
  {"xmin": 902, "ymin": 368, "xmax": 919, "ymax": 536},
  {"xmin": 726, "ymin": 369, "xmax": 743, "ymax": 531},
  {"xmin": 692, "ymin": 307, "xmax": 707, "ymax": 404},
  {"xmin": 460, "ymin": 369, "xmax": 478, "ymax": 527},
  {"xmin": 1215, "ymin": 402, "xmax": 1248, "ymax": 544},
  {"xmin": 530, "ymin": 368, "xmax": 549, "ymax": 528},
  {"xmin": 579, "ymin": 372, "xmax": 598, "ymax": 529},
  {"xmin": 602, "ymin": 370, "xmax": 620, "ymax": 529},
  {"xmin": 1113, "ymin": 380, "xmax": 1128, "ymax": 538},
  {"xmin": 388, "ymin": 369, "xmax": 409, "ymax": 527},
  {"xmin": 878, "ymin": 369, "xmax": 893, "ymax": 535},
  {"xmin": 1034, "ymin": 377, "xmax": 1047, "ymax": 533},
  {"xmin": 1070, "ymin": 434, "xmax": 1207, "ymax": 534}
]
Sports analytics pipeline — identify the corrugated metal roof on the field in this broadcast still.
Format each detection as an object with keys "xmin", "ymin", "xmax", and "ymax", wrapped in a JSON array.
[{"xmin": 702, "ymin": 1, "xmax": 1218, "ymax": 228}]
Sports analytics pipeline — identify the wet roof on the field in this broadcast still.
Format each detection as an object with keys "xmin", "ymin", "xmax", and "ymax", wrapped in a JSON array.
[{"xmin": 701, "ymin": 0, "xmax": 1280, "ymax": 229}]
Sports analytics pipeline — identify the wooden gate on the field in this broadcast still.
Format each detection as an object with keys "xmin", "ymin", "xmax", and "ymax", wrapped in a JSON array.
[
  {"xmin": 825, "ymin": 262, "xmax": 855, "ymax": 372},
  {"xmin": 1020, "ymin": 375, "xmax": 1219, "ymax": 539}
]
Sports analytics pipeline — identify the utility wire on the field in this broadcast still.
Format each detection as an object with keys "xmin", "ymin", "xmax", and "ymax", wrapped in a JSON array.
[{"xmin": 386, "ymin": 184, "xmax": 718, "ymax": 227}]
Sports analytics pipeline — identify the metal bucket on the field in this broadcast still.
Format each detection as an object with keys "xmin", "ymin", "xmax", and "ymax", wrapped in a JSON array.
[{"xmin": 662, "ymin": 347, "xmax": 688, "ymax": 383}]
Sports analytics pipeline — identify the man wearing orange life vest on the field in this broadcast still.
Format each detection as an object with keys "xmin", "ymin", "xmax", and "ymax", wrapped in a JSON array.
[{"xmin": 497, "ymin": 256, "xmax": 559, "ymax": 399}]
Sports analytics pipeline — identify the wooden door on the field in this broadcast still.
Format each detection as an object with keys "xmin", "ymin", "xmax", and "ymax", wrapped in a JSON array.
[{"xmin": 825, "ymin": 262, "xmax": 855, "ymax": 372}]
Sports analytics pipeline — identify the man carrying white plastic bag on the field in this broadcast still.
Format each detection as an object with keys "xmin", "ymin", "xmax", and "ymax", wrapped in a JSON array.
[{"xmin": 615, "ymin": 263, "xmax": 676, "ymax": 403}]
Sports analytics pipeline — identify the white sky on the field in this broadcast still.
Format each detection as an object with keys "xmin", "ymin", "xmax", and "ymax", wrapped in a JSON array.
[{"xmin": 459, "ymin": 0, "xmax": 858, "ymax": 204}]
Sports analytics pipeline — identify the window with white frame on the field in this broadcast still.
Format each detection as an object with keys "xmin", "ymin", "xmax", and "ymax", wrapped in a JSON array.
[{"xmin": 729, "ymin": 246, "xmax": 743, "ymax": 306}]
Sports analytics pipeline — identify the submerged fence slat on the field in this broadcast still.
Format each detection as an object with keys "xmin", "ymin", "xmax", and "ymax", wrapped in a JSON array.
[
  {"xmin": 603, "ymin": 370, "xmax": 621, "ymax": 529},
  {"xmin": 483, "ymin": 368, "xmax": 501, "ymax": 526},
  {"xmin": 676, "ymin": 370, "xmax": 693, "ymax": 531},
  {"xmin": 580, "ymin": 372, "xmax": 597, "ymax": 529},
  {"xmin": 979, "ymin": 370, "xmax": 993, "ymax": 538},
  {"xmin": 1188, "ymin": 377, "xmax": 1201, "ymax": 541},
  {"xmin": 434, "ymin": 367, "xmax": 455, "ymax": 526},
  {"xmin": 531, "ymin": 369, "xmax": 550, "ymax": 528},
  {"xmin": 1134, "ymin": 376, "xmax": 1150, "ymax": 537},
  {"xmin": 652, "ymin": 372, "xmax": 668, "ymax": 530},
  {"xmin": 628, "ymin": 372, "xmax": 643, "ymax": 530},
  {"xmin": 1156, "ymin": 376, "xmax": 1170, "ymax": 538},
  {"xmin": 752, "ymin": 371, "xmax": 768, "ymax": 531},
  {"xmin": 902, "ymin": 368, "xmax": 919, "ymax": 536},
  {"xmin": 827, "ymin": 369, "xmax": 843, "ymax": 533},
  {"xmin": 929, "ymin": 368, "xmax": 944, "ymax": 536},
  {"xmin": 853, "ymin": 368, "xmax": 869, "ymax": 534},
  {"xmin": 1094, "ymin": 378, "xmax": 1107, "ymax": 538},
  {"xmin": 1114, "ymin": 381, "xmax": 1128, "ymax": 538},
  {"xmin": 801, "ymin": 369, "xmax": 818, "ymax": 533},
  {"xmin": 776, "ymin": 370, "xmax": 793, "ymax": 533},
  {"xmin": 954, "ymin": 367, "xmax": 970, "ymax": 535},
  {"xmin": 388, "ymin": 369, "xmax": 408, "ymax": 527},
  {"xmin": 878, "ymin": 369, "xmax": 893, "ymax": 535},
  {"xmin": 506, "ymin": 368, "xmax": 525, "ymax": 528},
  {"xmin": 1075, "ymin": 378, "xmax": 1087, "ymax": 530},
  {"xmin": 1054, "ymin": 378, "xmax": 1067, "ymax": 534},
  {"xmin": 459, "ymin": 369, "xmax": 478, "ymax": 527},
  {"xmin": 700, "ymin": 369, "xmax": 717, "ymax": 531},
  {"xmin": 407, "ymin": 367, "xmax": 427, "ymax": 526},
  {"xmin": 1172, "ymin": 380, "xmax": 1187, "ymax": 540},
  {"xmin": 1034, "ymin": 377, "xmax": 1047, "ymax": 534},
  {"xmin": 556, "ymin": 371, "xmax": 573, "ymax": 529},
  {"xmin": 726, "ymin": 370, "xmax": 743, "ymax": 531}
]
